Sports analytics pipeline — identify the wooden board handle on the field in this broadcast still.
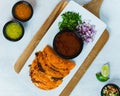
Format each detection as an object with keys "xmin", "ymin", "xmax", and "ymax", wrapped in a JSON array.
[
  {"xmin": 83, "ymin": 0, "xmax": 103, "ymax": 18},
  {"xmin": 14, "ymin": 1, "xmax": 67, "ymax": 73}
]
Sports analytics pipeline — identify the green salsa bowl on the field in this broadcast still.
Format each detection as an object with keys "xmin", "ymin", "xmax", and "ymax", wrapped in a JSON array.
[{"xmin": 3, "ymin": 20, "xmax": 24, "ymax": 41}]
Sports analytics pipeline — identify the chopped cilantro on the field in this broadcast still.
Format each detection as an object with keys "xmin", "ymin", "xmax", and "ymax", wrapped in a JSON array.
[{"xmin": 58, "ymin": 11, "xmax": 82, "ymax": 31}]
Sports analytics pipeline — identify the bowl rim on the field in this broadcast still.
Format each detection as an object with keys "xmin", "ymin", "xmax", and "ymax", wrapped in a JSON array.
[
  {"xmin": 53, "ymin": 30, "xmax": 84, "ymax": 59},
  {"xmin": 101, "ymin": 83, "xmax": 120, "ymax": 96},
  {"xmin": 12, "ymin": 1, "xmax": 33, "ymax": 22},
  {"xmin": 3, "ymin": 20, "xmax": 24, "ymax": 41}
]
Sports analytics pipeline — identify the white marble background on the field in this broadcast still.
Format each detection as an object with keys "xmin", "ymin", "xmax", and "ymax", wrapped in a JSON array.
[{"xmin": 0, "ymin": 0, "xmax": 120, "ymax": 96}]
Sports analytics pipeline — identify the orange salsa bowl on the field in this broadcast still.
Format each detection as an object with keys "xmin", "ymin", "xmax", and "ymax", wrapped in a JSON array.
[{"xmin": 12, "ymin": 1, "xmax": 33, "ymax": 22}]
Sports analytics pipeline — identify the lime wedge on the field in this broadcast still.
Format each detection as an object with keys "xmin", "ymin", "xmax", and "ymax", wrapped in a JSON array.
[
  {"xmin": 101, "ymin": 63, "xmax": 110, "ymax": 77},
  {"xmin": 96, "ymin": 72, "xmax": 109, "ymax": 82}
]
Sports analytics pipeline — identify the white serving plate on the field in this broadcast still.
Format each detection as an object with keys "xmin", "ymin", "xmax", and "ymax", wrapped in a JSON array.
[{"xmin": 19, "ymin": 1, "xmax": 106, "ymax": 96}]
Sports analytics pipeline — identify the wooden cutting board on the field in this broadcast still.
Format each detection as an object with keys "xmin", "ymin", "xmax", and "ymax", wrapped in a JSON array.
[{"xmin": 14, "ymin": 0, "xmax": 109, "ymax": 95}]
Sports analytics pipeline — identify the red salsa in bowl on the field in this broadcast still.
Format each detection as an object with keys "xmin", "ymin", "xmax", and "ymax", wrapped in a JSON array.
[{"xmin": 53, "ymin": 30, "xmax": 83, "ymax": 59}]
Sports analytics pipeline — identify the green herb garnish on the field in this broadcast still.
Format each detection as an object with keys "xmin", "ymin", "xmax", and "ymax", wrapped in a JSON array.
[{"xmin": 59, "ymin": 11, "xmax": 82, "ymax": 31}]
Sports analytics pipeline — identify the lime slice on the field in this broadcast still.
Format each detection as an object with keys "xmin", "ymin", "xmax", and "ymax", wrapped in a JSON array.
[
  {"xmin": 96, "ymin": 72, "xmax": 109, "ymax": 82},
  {"xmin": 101, "ymin": 63, "xmax": 110, "ymax": 77}
]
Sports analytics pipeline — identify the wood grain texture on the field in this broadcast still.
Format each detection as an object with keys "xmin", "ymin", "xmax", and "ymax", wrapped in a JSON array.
[
  {"xmin": 14, "ymin": 1, "xmax": 67, "ymax": 73},
  {"xmin": 60, "ymin": 0, "xmax": 109, "ymax": 96}
]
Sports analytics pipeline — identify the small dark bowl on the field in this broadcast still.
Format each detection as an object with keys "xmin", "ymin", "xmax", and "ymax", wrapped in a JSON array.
[
  {"xmin": 101, "ymin": 83, "xmax": 120, "ymax": 96},
  {"xmin": 12, "ymin": 1, "xmax": 33, "ymax": 22},
  {"xmin": 3, "ymin": 20, "xmax": 24, "ymax": 41},
  {"xmin": 53, "ymin": 30, "xmax": 84, "ymax": 59}
]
